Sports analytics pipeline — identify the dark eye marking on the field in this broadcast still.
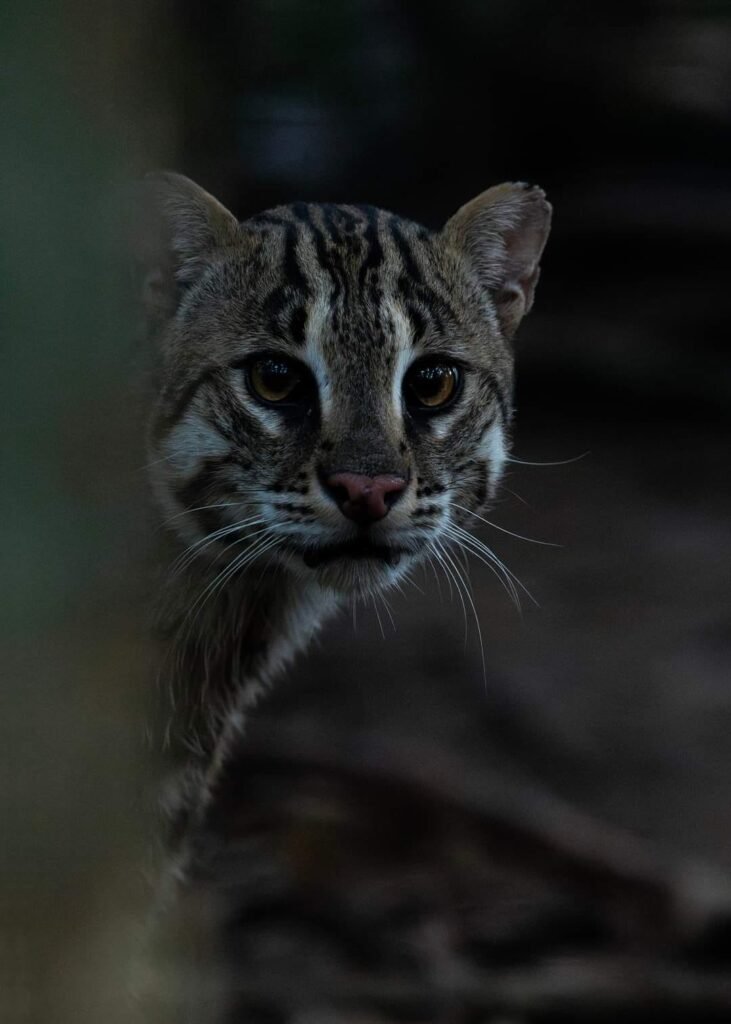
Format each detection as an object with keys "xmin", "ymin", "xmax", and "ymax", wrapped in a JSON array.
[{"xmin": 288, "ymin": 305, "xmax": 308, "ymax": 346}]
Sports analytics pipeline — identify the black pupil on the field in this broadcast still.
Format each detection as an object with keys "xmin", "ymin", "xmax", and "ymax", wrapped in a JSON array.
[
  {"xmin": 412, "ymin": 364, "xmax": 452, "ymax": 400},
  {"xmin": 261, "ymin": 359, "xmax": 295, "ymax": 394}
]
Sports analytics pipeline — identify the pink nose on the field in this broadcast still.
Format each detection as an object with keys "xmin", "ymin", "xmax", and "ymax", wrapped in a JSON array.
[{"xmin": 325, "ymin": 472, "xmax": 407, "ymax": 523}]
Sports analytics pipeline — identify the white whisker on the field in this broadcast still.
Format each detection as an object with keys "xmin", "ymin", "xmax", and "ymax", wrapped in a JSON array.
[
  {"xmin": 443, "ymin": 524, "xmax": 522, "ymax": 609},
  {"xmin": 424, "ymin": 553, "xmax": 444, "ymax": 601},
  {"xmin": 436, "ymin": 539, "xmax": 487, "ymax": 685},
  {"xmin": 502, "ymin": 485, "xmax": 532, "ymax": 509},
  {"xmin": 182, "ymin": 530, "xmax": 278, "ymax": 632},
  {"xmin": 162, "ymin": 501, "xmax": 244, "ymax": 527},
  {"xmin": 506, "ymin": 451, "xmax": 589, "ymax": 467},
  {"xmin": 432, "ymin": 539, "xmax": 467, "ymax": 644},
  {"xmin": 444, "ymin": 522, "xmax": 538, "ymax": 610},
  {"xmin": 379, "ymin": 592, "xmax": 397, "ymax": 633},
  {"xmin": 449, "ymin": 501, "xmax": 559, "ymax": 547},
  {"xmin": 170, "ymin": 516, "xmax": 268, "ymax": 577},
  {"xmin": 371, "ymin": 595, "xmax": 386, "ymax": 639}
]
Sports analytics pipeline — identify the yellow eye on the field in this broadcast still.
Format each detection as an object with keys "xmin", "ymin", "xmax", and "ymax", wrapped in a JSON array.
[
  {"xmin": 404, "ymin": 361, "xmax": 460, "ymax": 411},
  {"xmin": 249, "ymin": 356, "xmax": 303, "ymax": 404}
]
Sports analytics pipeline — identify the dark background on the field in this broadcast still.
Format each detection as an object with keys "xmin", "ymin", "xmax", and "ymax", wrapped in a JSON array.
[{"xmin": 2, "ymin": 2, "xmax": 730, "ymax": 1022}]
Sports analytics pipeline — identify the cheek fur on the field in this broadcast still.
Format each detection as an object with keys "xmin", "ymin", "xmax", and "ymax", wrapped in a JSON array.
[
  {"xmin": 158, "ymin": 409, "xmax": 231, "ymax": 478},
  {"xmin": 480, "ymin": 420, "xmax": 507, "ymax": 492}
]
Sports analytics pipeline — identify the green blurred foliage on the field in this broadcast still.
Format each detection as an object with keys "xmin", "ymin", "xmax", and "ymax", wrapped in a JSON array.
[{"xmin": 0, "ymin": 1, "xmax": 176, "ymax": 1020}]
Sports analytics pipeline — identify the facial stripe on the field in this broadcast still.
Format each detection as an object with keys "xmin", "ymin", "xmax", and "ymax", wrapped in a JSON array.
[
  {"xmin": 357, "ymin": 206, "xmax": 385, "ymax": 293},
  {"xmin": 389, "ymin": 216, "xmax": 424, "ymax": 285},
  {"xmin": 150, "ymin": 195, "xmax": 522, "ymax": 598},
  {"xmin": 156, "ymin": 366, "xmax": 220, "ymax": 441}
]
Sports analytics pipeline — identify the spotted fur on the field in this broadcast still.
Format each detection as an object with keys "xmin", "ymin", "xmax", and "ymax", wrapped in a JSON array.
[{"xmin": 139, "ymin": 173, "xmax": 551, "ymax": 859}]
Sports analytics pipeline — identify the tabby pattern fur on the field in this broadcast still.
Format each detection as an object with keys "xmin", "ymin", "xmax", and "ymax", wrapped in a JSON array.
[{"xmin": 139, "ymin": 173, "xmax": 551, "ymax": 862}]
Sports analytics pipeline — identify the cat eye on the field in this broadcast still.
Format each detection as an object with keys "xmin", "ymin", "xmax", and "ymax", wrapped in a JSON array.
[
  {"xmin": 403, "ymin": 359, "xmax": 461, "ymax": 413},
  {"xmin": 248, "ymin": 354, "xmax": 311, "ymax": 406}
]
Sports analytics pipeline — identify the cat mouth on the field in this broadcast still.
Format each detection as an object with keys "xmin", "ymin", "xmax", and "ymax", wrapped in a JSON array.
[{"xmin": 296, "ymin": 539, "xmax": 407, "ymax": 569}]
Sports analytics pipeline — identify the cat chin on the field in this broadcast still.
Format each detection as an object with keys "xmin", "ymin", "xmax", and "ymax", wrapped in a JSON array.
[{"xmin": 301, "ymin": 554, "xmax": 409, "ymax": 598}]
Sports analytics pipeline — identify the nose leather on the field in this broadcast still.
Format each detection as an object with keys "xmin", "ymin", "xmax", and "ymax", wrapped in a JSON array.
[{"xmin": 325, "ymin": 472, "xmax": 407, "ymax": 523}]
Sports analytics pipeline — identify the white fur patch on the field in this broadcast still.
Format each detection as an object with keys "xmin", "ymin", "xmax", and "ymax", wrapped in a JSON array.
[
  {"xmin": 384, "ymin": 299, "xmax": 415, "ymax": 418},
  {"xmin": 161, "ymin": 408, "xmax": 230, "ymax": 477},
  {"xmin": 480, "ymin": 420, "xmax": 507, "ymax": 488},
  {"xmin": 305, "ymin": 292, "xmax": 335, "ymax": 417}
]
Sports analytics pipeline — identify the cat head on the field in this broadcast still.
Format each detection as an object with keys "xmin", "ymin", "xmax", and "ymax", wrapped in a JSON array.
[{"xmin": 139, "ymin": 173, "xmax": 551, "ymax": 596}]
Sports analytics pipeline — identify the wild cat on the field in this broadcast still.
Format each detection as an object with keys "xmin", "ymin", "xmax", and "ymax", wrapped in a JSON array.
[{"xmin": 138, "ymin": 172, "xmax": 552, "ymax": 881}]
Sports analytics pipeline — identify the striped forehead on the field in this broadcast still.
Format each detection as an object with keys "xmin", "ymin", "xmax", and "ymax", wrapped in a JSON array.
[
  {"xmin": 246, "ymin": 202, "xmax": 438, "ymax": 337},
  {"xmin": 246, "ymin": 202, "xmax": 426, "ymax": 383}
]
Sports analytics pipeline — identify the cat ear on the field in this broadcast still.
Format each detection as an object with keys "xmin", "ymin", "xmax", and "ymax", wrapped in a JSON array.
[
  {"xmin": 443, "ymin": 182, "xmax": 552, "ymax": 339},
  {"xmin": 135, "ymin": 172, "xmax": 240, "ymax": 322}
]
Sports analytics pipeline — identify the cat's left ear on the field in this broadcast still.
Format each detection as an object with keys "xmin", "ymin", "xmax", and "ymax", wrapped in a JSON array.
[
  {"xmin": 442, "ymin": 182, "xmax": 552, "ymax": 339},
  {"xmin": 134, "ymin": 171, "xmax": 240, "ymax": 324}
]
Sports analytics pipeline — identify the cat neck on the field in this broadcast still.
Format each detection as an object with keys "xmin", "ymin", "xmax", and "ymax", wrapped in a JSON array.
[{"xmin": 156, "ymin": 554, "xmax": 338, "ymax": 759}]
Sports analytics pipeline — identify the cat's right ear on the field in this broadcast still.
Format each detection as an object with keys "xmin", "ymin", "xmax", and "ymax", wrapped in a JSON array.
[
  {"xmin": 442, "ymin": 182, "xmax": 552, "ymax": 340},
  {"xmin": 133, "ymin": 172, "xmax": 240, "ymax": 324}
]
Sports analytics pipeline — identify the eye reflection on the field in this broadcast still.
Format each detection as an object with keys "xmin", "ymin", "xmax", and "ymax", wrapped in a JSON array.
[
  {"xmin": 249, "ymin": 355, "xmax": 304, "ymax": 404},
  {"xmin": 404, "ymin": 360, "xmax": 460, "ymax": 411}
]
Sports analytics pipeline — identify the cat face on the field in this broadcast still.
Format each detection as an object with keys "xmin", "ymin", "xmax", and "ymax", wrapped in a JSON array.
[{"xmin": 141, "ymin": 176, "xmax": 551, "ymax": 596}]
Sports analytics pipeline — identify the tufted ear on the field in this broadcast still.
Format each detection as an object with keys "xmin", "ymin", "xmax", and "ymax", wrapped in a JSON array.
[
  {"xmin": 134, "ymin": 172, "xmax": 240, "ymax": 323},
  {"xmin": 443, "ymin": 182, "xmax": 552, "ymax": 339}
]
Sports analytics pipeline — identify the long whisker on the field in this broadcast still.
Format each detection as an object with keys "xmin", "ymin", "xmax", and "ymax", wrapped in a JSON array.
[
  {"xmin": 506, "ymin": 451, "xmax": 589, "ymax": 467},
  {"xmin": 440, "ymin": 524, "xmax": 513, "ymax": 605},
  {"xmin": 139, "ymin": 451, "xmax": 190, "ymax": 472},
  {"xmin": 379, "ymin": 592, "xmax": 397, "ymax": 633},
  {"xmin": 179, "ymin": 530, "xmax": 271, "ymax": 626},
  {"xmin": 501, "ymin": 485, "xmax": 532, "ymax": 509},
  {"xmin": 444, "ymin": 523, "xmax": 538, "ymax": 610},
  {"xmin": 162, "ymin": 501, "xmax": 244, "ymax": 527},
  {"xmin": 441, "ymin": 524, "xmax": 520, "ymax": 610},
  {"xmin": 371, "ymin": 595, "xmax": 386, "ymax": 639},
  {"xmin": 437, "ymin": 539, "xmax": 487, "ymax": 684},
  {"xmin": 449, "ymin": 501, "xmax": 559, "ymax": 547},
  {"xmin": 423, "ymin": 552, "xmax": 444, "ymax": 601},
  {"xmin": 210, "ymin": 536, "xmax": 282, "ymax": 608},
  {"xmin": 170, "ymin": 516, "xmax": 268, "ymax": 577},
  {"xmin": 189, "ymin": 532, "xmax": 279, "ymax": 624},
  {"xmin": 461, "ymin": 528, "xmax": 539, "ymax": 609},
  {"xmin": 432, "ymin": 539, "xmax": 467, "ymax": 645},
  {"xmin": 431, "ymin": 544, "xmax": 454, "ymax": 604},
  {"xmin": 445, "ymin": 524, "xmax": 525, "ymax": 609}
]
